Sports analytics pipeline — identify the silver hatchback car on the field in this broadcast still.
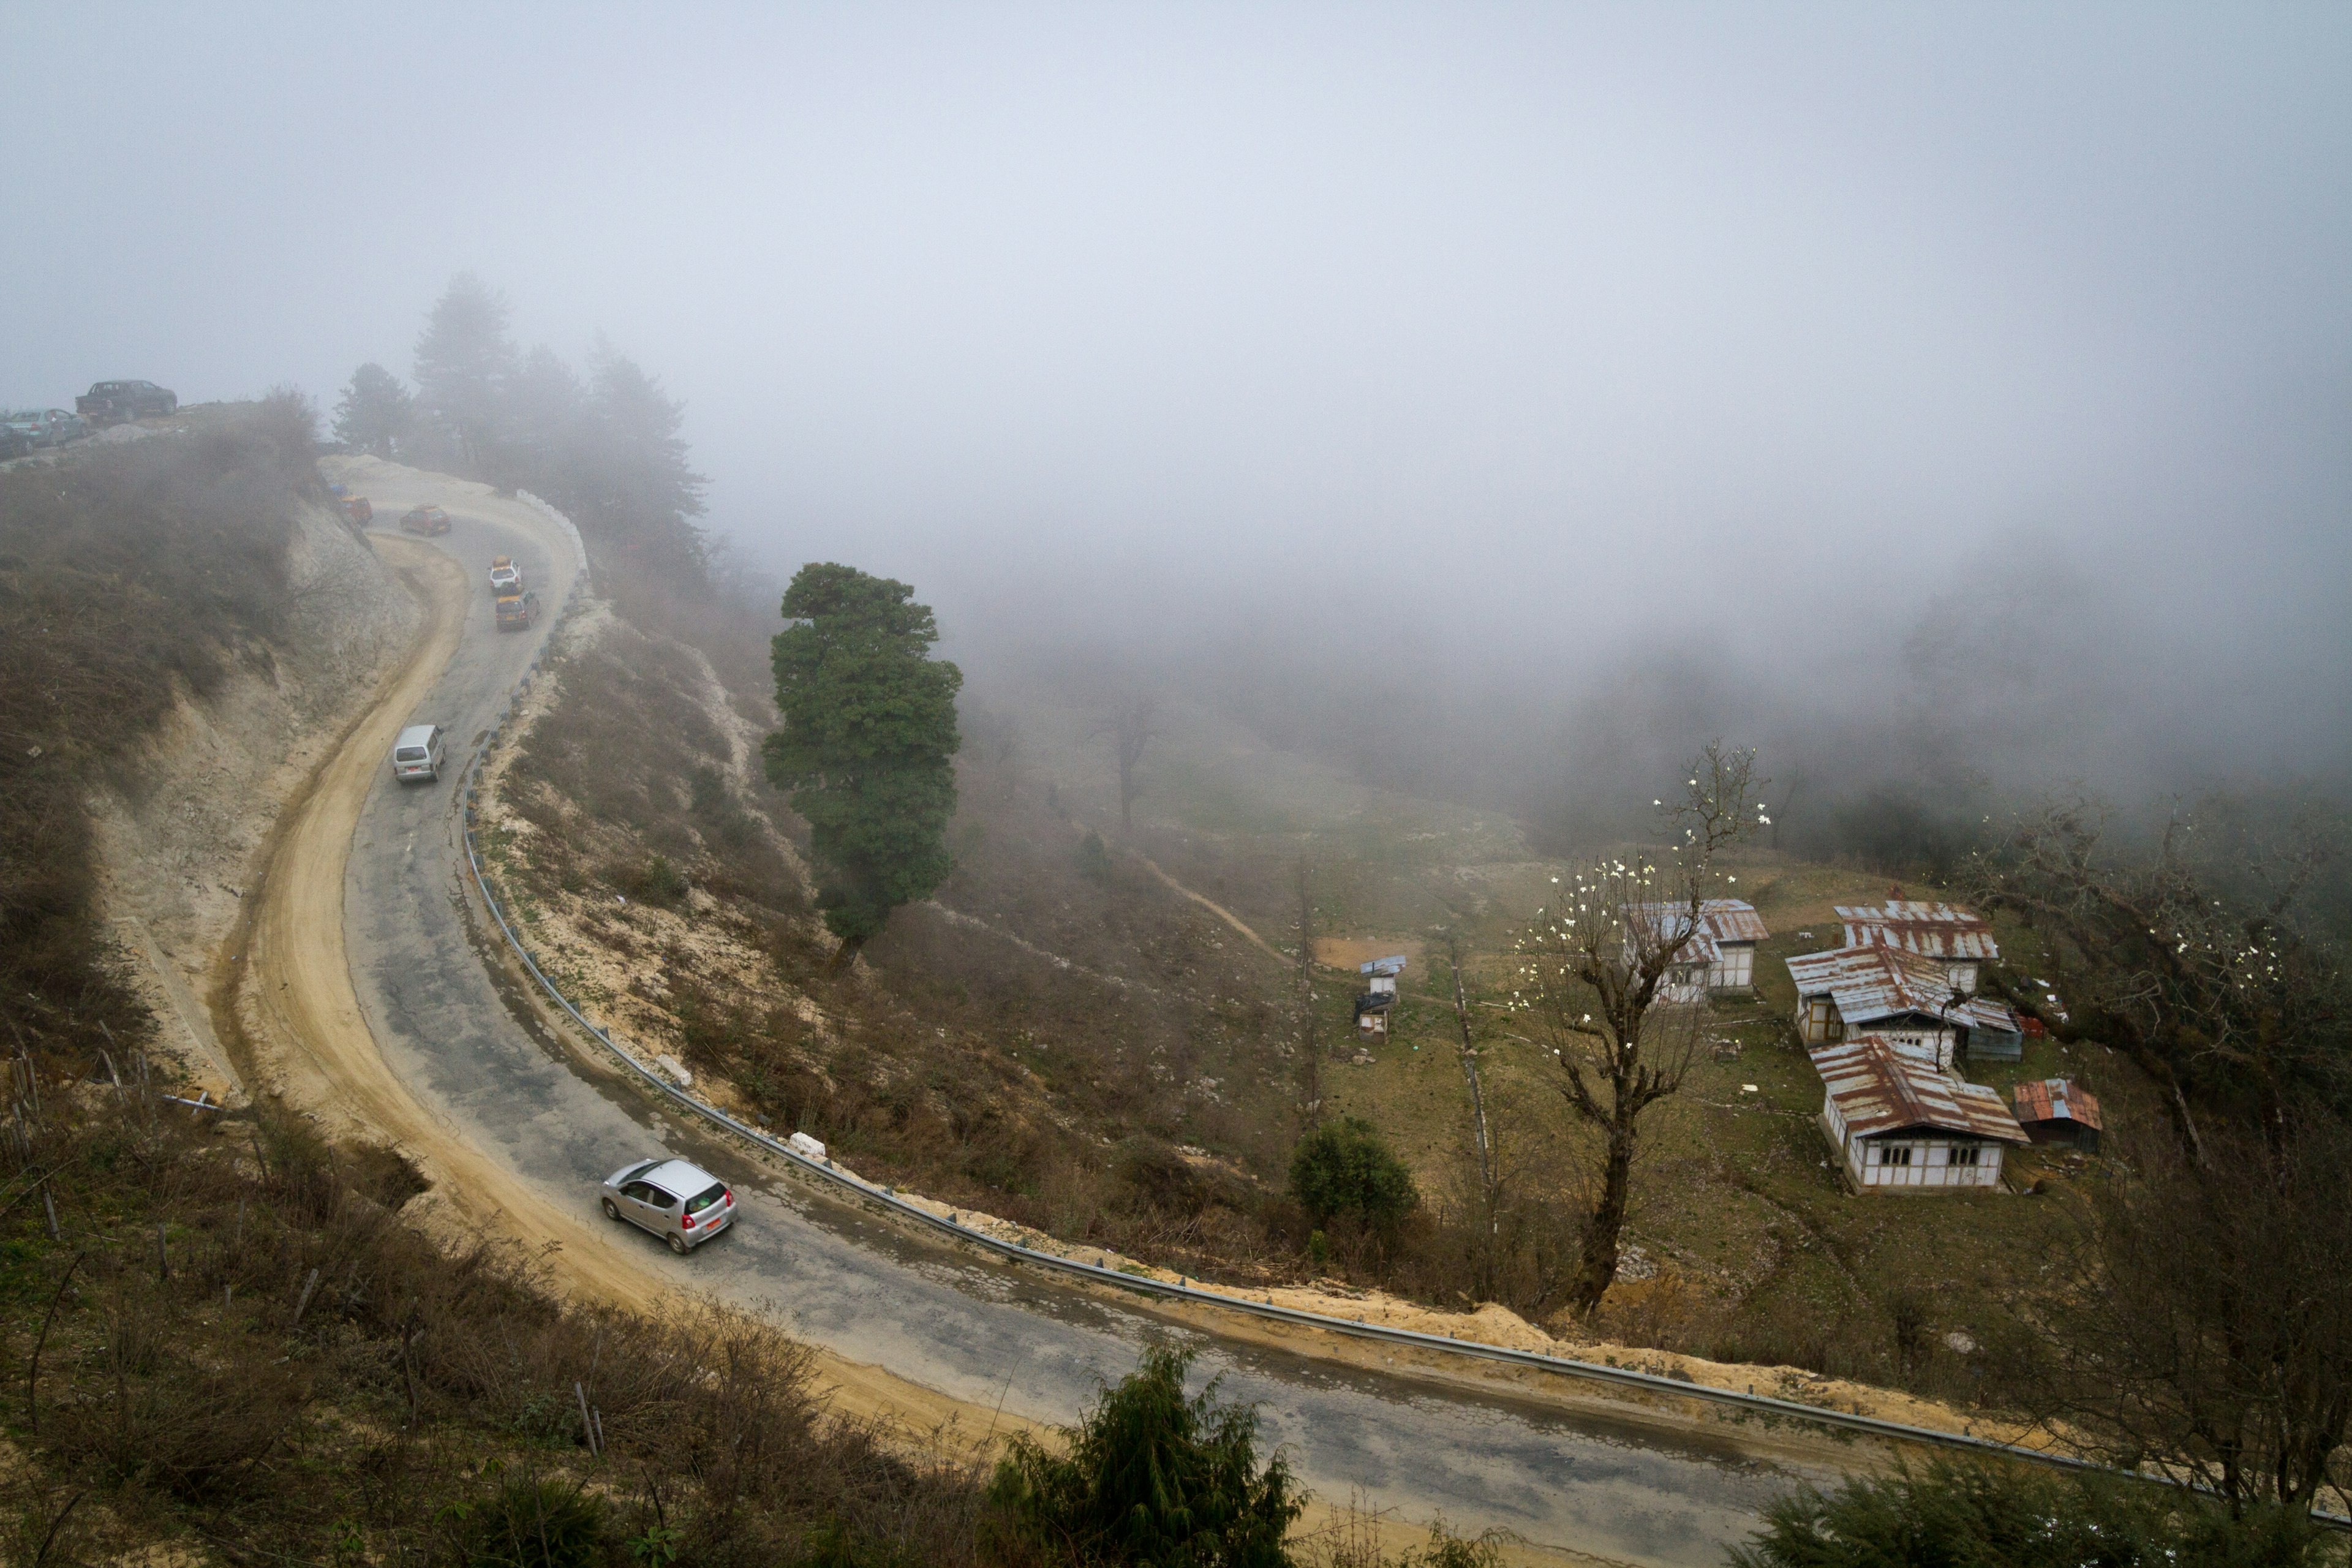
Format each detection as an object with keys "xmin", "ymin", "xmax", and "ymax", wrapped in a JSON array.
[{"xmin": 601, "ymin": 1158, "xmax": 734, "ymax": 1253}]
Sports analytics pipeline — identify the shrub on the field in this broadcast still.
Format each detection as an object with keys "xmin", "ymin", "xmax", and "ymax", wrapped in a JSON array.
[
  {"xmin": 1117, "ymin": 1140, "xmax": 1209, "ymax": 1218},
  {"xmin": 445, "ymin": 1474, "xmax": 608, "ymax": 1568},
  {"xmin": 1076, "ymin": 831, "xmax": 1114, "ymax": 882},
  {"xmin": 987, "ymin": 1347, "xmax": 1303, "ymax": 1568},
  {"xmin": 611, "ymin": 854, "xmax": 689, "ymax": 907},
  {"xmin": 1289, "ymin": 1118, "xmax": 1417, "ymax": 1235},
  {"xmin": 1727, "ymin": 1460, "xmax": 2327, "ymax": 1568}
]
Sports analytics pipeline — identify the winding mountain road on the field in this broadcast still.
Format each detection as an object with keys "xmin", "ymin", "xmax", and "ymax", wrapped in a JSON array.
[{"xmin": 235, "ymin": 467, "xmax": 1839, "ymax": 1567}]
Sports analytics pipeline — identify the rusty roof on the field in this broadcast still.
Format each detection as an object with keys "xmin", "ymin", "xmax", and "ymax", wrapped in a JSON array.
[
  {"xmin": 1628, "ymin": 899, "xmax": 1768, "ymax": 965},
  {"xmin": 2011, "ymin": 1078, "xmax": 2103, "ymax": 1131},
  {"xmin": 1837, "ymin": 901, "xmax": 2000, "ymax": 962},
  {"xmin": 1788, "ymin": 944, "xmax": 1955, "ymax": 1021},
  {"xmin": 1811, "ymin": 1037, "xmax": 2028, "ymax": 1143},
  {"xmin": 1785, "ymin": 944, "xmax": 2023, "ymax": 1036}
]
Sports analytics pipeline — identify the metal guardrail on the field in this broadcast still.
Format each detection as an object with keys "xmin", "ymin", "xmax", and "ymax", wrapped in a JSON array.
[{"xmin": 447, "ymin": 505, "xmax": 2350, "ymax": 1525}]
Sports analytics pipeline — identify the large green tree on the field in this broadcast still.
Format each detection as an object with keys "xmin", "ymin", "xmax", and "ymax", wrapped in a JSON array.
[
  {"xmin": 764, "ymin": 564, "xmax": 961, "ymax": 970},
  {"xmin": 330, "ymin": 362, "xmax": 412, "ymax": 459},
  {"xmin": 988, "ymin": 1348, "xmax": 1303, "ymax": 1568}
]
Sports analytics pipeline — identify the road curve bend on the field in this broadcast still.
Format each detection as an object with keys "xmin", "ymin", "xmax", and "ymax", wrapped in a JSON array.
[{"xmin": 236, "ymin": 469, "xmax": 1822, "ymax": 1567}]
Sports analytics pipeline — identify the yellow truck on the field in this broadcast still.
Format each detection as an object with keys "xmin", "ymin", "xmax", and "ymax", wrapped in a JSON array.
[{"xmin": 495, "ymin": 590, "xmax": 540, "ymax": 632}]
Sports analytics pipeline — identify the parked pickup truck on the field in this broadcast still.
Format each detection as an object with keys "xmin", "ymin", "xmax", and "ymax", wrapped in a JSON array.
[
  {"xmin": 76, "ymin": 380, "xmax": 178, "ymax": 424},
  {"xmin": 488, "ymin": 556, "xmax": 524, "ymax": 595},
  {"xmin": 494, "ymin": 590, "xmax": 540, "ymax": 632}
]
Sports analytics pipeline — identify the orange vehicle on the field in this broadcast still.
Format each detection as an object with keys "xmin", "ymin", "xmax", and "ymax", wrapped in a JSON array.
[
  {"xmin": 337, "ymin": 496, "xmax": 374, "ymax": 524},
  {"xmin": 400, "ymin": 505, "xmax": 451, "ymax": 536},
  {"xmin": 494, "ymin": 590, "xmax": 540, "ymax": 632}
]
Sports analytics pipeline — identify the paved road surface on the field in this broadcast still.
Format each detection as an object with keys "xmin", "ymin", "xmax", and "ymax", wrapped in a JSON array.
[{"xmin": 343, "ymin": 509, "xmax": 1815, "ymax": 1567}]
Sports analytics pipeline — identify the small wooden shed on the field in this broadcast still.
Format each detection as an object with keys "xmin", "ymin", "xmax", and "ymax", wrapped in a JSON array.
[
  {"xmin": 2010, "ymin": 1079, "xmax": 2103, "ymax": 1152},
  {"xmin": 1355, "ymin": 956, "xmax": 1406, "ymax": 1040}
]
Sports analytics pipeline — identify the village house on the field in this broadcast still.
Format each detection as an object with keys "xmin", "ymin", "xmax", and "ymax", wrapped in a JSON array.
[
  {"xmin": 1812, "ymin": 1035, "xmax": 2028, "ymax": 1191},
  {"xmin": 1627, "ymin": 899, "xmax": 1768, "ymax": 1003},
  {"xmin": 1786, "ymin": 943, "xmax": 2024, "ymax": 1068},
  {"xmin": 1838, "ymin": 899, "xmax": 1999, "ymax": 995},
  {"xmin": 2011, "ymin": 1078, "xmax": 2103, "ymax": 1152}
]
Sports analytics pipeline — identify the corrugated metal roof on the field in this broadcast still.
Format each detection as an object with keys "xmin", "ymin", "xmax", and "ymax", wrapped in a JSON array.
[
  {"xmin": 1788, "ymin": 944, "xmax": 1953, "ymax": 1020},
  {"xmin": 1811, "ymin": 1036, "xmax": 2028, "ymax": 1143},
  {"xmin": 1837, "ymin": 901, "xmax": 2000, "ymax": 962},
  {"xmin": 2011, "ymin": 1077, "xmax": 2103, "ymax": 1131},
  {"xmin": 1950, "ymin": 992, "xmax": 2021, "ymax": 1035},
  {"xmin": 1787, "ymin": 944, "xmax": 2025, "ymax": 1036},
  {"xmin": 1628, "ymin": 899, "xmax": 1768, "ymax": 965}
]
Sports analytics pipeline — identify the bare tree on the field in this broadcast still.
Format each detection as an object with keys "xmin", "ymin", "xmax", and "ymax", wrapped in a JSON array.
[
  {"xmin": 2023, "ymin": 1118, "xmax": 2352, "ymax": 1512},
  {"xmin": 1968, "ymin": 793, "xmax": 2349, "ymax": 1164},
  {"xmin": 1514, "ymin": 742, "xmax": 1763, "ymax": 1316},
  {"xmin": 1088, "ymin": 697, "xmax": 1161, "ymax": 830}
]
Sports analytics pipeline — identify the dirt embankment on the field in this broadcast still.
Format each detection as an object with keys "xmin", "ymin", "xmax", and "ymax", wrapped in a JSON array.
[{"xmin": 89, "ymin": 497, "xmax": 416, "ymax": 1100}]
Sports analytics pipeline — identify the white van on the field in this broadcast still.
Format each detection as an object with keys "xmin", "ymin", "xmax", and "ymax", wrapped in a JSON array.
[{"xmin": 391, "ymin": 723, "xmax": 447, "ymax": 783}]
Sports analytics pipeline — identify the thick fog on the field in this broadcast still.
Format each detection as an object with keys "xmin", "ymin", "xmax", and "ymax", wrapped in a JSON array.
[{"xmin": 6, "ymin": 4, "xmax": 2348, "ymax": 818}]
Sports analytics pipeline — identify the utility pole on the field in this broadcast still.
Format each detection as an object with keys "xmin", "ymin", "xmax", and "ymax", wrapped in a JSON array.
[
  {"xmin": 1447, "ymin": 928, "xmax": 1499, "ymax": 1297},
  {"xmin": 1297, "ymin": 861, "xmax": 1321, "ymax": 1127}
]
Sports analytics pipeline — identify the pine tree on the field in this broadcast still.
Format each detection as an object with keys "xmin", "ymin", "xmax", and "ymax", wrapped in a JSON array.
[
  {"xmin": 575, "ymin": 343, "xmax": 706, "ymax": 579},
  {"xmin": 412, "ymin": 273, "xmax": 519, "ymax": 477},
  {"xmin": 330, "ymin": 363, "xmax": 413, "ymax": 459},
  {"xmin": 763, "ymin": 565, "xmax": 962, "ymax": 971},
  {"xmin": 507, "ymin": 345, "xmax": 587, "ymax": 503}
]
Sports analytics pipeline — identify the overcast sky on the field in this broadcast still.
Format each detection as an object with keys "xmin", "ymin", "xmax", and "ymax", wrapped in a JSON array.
[{"xmin": 6, "ymin": 4, "xmax": 2348, "ymax": 777}]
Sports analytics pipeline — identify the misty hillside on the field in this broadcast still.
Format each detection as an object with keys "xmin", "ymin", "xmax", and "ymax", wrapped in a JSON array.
[{"xmin": 5, "ymin": 7, "xmax": 2350, "ymax": 1564}]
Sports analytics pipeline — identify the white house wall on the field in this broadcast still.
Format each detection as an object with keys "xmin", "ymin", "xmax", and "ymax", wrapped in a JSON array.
[
  {"xmin": 1880, "ymin": 1027, "xmax": 1955, "ymax": 1072},
  {"xmin": 1852, "ymin": 1135, "xmax": 2003, "ymax": 1189}
]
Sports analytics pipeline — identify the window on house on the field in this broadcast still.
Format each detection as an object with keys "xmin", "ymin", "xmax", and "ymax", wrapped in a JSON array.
[
  {"xmin": 1885, "ymin": 1145, "xmax": 1913, "ymax": 1167},
  {"xmin": 1950, "ymin": 1145, "xmax": 1980, "ymax": 1166}
]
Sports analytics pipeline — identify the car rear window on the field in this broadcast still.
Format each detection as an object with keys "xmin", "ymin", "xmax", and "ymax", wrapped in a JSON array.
[
  {"xmin": 395, "ymin": 747, "xmax": 427, "ymax": 761},
  {"xmin": 684, "ymin": 1184, "xmax": 727, "ymax": 1215}
]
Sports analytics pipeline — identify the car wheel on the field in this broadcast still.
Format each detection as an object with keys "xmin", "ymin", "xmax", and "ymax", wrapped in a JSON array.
[
  {"xmin": 601, "ymin": 1197, "xmax": 620, "ymax": 1221},
  {"xmin": 667, "ymin": 1232, "xmax": 690, "ymax": 1255}
]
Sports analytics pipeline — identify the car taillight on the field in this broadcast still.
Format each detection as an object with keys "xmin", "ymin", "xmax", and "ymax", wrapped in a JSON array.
[
  {"xmin": 681, "ymin": 1213, "xmax": 695, "ymax": 1228},
  {"xmin": 723, "ymin": 1189, "xmax": 733, "ymax": 1207}
]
